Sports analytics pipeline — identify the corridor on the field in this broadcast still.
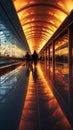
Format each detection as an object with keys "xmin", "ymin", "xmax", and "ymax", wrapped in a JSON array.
[{"xmin": 0, "ymin": 0, "xmax": 73, "ymax": 129}]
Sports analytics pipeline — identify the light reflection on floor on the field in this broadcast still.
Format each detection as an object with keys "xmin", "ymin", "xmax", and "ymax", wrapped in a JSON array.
[
  {"xmin": 0, "ymin": 66, "xmax": 21, "ymax": 102},
  {"xmin": 18, "ymin": 63, "xmax": 71, "ymax": 130}
]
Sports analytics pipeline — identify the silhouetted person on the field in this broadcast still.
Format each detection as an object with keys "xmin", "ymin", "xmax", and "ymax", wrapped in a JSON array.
[
  {"xmin": 25, "ymin": 51, "xmax": 30, "ymax": 70},
  {"xmin": 25, "ymin": 51, "xmax": 30, "ymax": 62},
  {"xmin": 32, "ymin": 50, "xmax": 38, "ymax": 65}
]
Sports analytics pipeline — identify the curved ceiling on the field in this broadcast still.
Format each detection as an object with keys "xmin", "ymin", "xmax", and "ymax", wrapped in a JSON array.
[{"xmin": 12, "ymin": 0, "xmax": 73, "ymax": 53}]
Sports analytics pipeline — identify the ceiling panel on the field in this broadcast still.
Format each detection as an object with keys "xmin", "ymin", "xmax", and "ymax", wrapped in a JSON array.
[{"xmin": 12, "ymin": 0, "xmax": 73, "ymax": 53}]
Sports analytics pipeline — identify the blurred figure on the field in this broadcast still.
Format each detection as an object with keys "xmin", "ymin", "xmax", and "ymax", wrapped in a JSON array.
[
  {"xmin": 25, "ymin": 51, "xmax": 31, "ymax": 71},
  {"xmin": 25, "ymin": 51, "xmax": 30, "ymax": 62},
  {"xmin": 32, "ymin": 50, "xmax": 38, "ymax": 66}
]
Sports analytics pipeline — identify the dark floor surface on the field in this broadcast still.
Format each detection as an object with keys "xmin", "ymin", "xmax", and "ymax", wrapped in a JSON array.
[{"xmin": 0, "ymin": 62, "xmax": 72, "ymax": 130}]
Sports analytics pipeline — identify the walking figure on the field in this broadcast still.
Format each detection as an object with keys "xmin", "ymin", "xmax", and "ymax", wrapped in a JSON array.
[{"xmin": 32, "ymin": 50, "xmax": 38, "ymax": 65}]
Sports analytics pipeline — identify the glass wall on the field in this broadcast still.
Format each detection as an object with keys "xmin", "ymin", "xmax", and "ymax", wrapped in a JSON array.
[
  {"xmin": 44, "ymin": 49, "xmax": 46, "ymax": 60},
  {"xmin": 54, "ymin": 30, "xmax": 69, "ymax": 102},
  {"xmin": 46, "ymin": 47, "xmax": 49, "ymax": 73},
  {"xmin": 71, "ymin": 31, "xmax": 73, "ymax": 111},
  {"xmin": 39, "ymin": 12, "xmax": 73, "ymax": 119},
  {"xmin": 71, "ymin": 25, "xmax": 73, "ymax": 89},
  {"xmin": 49, "ymin": 44, "xmax": 53, "ymax": 79},
  {"xmin": 70, "ymin": 30, "xmax": 73, "ymax": 97},
  {"xmin": 44, "ymin": 48, "xmax": 49, "ymax": 73},
  {"xmin": 0, "ymin": 20, "xmax": 25, "ymax": 58},
  {"xmin": 72, "ymin": 44, "xmax": 73, "ymax": 84}
]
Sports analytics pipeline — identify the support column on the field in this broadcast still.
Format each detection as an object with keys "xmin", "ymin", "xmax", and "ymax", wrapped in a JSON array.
[
  {"xmin": 48, "ymin": 45, "xmax": 50, "ymax": 76},
  {"xmin": 46, "ymin": 47, "xmax": 48, "ymax": 73},
  {"xmin": 68, "ymin": 25, "xmax": 73, "ymax": 114},
  {"xmin": 52, "ymin": 41, "xmax": 55, "ymax": 83},
  {"xmin": 68, "ymin": 26, "xmax": 72, "ymax": 89}
]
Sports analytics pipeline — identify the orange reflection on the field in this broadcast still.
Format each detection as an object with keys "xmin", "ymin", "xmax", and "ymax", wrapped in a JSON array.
[
  {"xmin": 18, "ymin": 63, "xmax": 71, "ymax": 130},
  {"xmin": 18, "ymin": 71, "xmax": 34, "ymax": 130},
  {"xmin": 38, "ymin": 64, "xmax": 71, "ymax": 128}
]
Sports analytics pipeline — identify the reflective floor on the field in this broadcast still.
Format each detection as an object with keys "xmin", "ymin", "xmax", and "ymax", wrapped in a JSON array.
[
  {"xmin": 0, "ymin": 62, "xmax": 72, "ymax": 130},
  {"xmin": 0, "ymin": 65, "xmax": 28, "ymax": 130}
]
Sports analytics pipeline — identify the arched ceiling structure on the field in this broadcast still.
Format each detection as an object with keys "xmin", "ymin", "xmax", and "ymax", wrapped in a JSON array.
[{"xmin": 12, "ymin": 0, "xmax": 73, "ymax": 53}]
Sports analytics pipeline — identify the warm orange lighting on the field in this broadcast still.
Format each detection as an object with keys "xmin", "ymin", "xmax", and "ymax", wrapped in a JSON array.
[
  {"xmin": 57, "ymin": 1, "xmax": 65, "ymax": 8},
  {"xmin": 64, "ymin": 0, "xmax": 73, "ymax": 12},
  {"xmin": 12, "ymin": 0, "xmax": 73, "ymax": 53},
  {"xmin": 18, "ymin": 63, "xmax": 71, "ymax": 130}
]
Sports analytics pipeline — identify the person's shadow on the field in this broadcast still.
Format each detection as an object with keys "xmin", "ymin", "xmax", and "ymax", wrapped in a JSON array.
[
  {"xmin": 25, "ymin": 61, "xmax": 30, "ymax": 77},
  {"xmin": 32, "ymin": 65, "xmax": 38, "ymax": 82}
]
